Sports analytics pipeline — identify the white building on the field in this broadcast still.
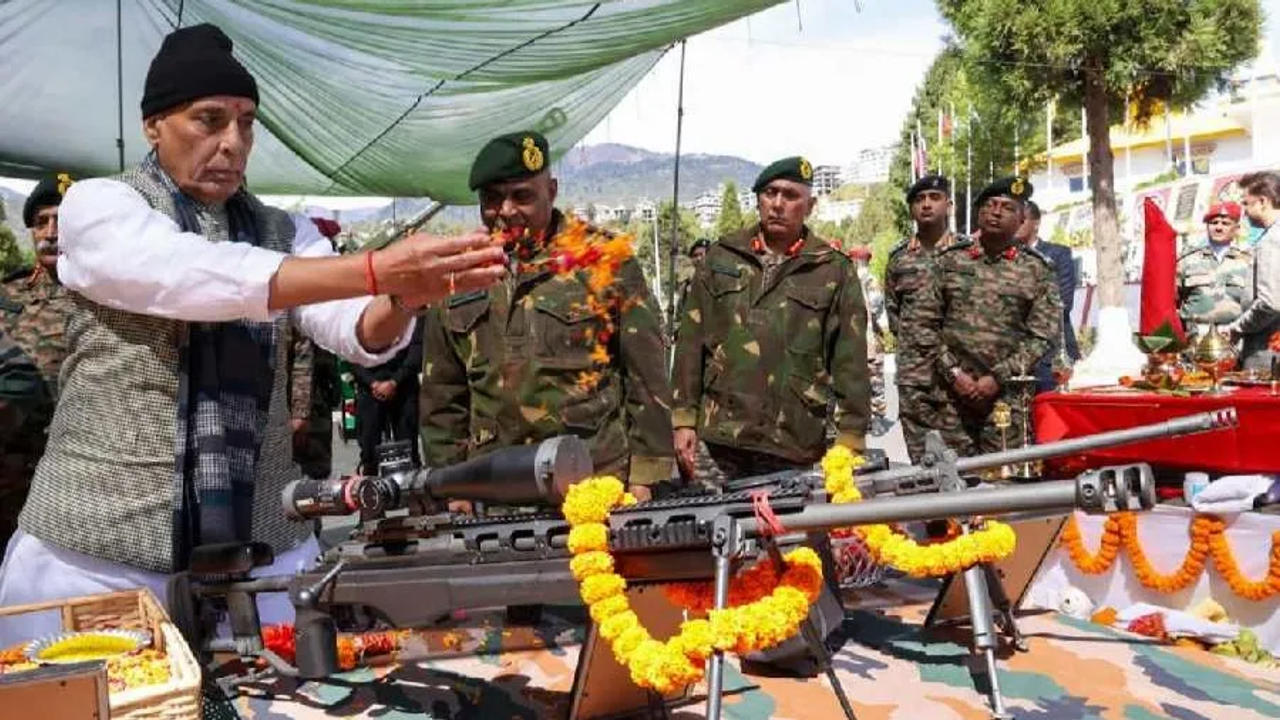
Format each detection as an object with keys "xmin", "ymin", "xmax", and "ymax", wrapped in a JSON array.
[
  {"xmin": 1030, "ymin": 59, "xmax": 1280, "ymax": 237},
  {"xmin": 738, "ymin": 190, "xmax": 756, "ymax": 213},
  {"xmin": 843, "ymin": 145, "xmax": 896, "ymax": 185},
  {"xmin": 633, "ymin": 200, "xmax": 656, "ymax": 223},
  {"xmin": 812, "ymin": 164, "xmax": 843, "ymax": 196},
  {"xmin": 814, "ymin": 197, "xmax": 862, "ymax": 224},
  {"xmin": 692, "ymin": 187, "xmax": 722, "ymax": 228}
]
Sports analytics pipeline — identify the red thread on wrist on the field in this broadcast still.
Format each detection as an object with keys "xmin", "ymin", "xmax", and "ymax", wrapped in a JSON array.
[{"xmin": 365, "ymin": 251, "xmax": 379, "ymax": 296}]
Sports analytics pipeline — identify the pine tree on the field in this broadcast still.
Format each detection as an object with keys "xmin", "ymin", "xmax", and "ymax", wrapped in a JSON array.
[{"xmin": 714, "ymin": 182, "xmax": 744, "ymax": 238}]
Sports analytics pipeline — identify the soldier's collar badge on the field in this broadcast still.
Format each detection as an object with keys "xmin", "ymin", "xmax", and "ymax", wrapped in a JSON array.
[
  {"xmin": 1003, "ymin": 245, "xmax": 1018, "ymax": 261},
  {"xmin": 522, "ymin": 137, "xmax": 545, "ymax": 172}
]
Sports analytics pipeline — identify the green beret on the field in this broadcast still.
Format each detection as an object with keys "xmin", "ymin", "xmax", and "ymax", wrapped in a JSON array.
[
  {"xmin": 906, "ymin": 174, "xmax": 950, "ymax": 203},
  {"xmin": 23, "ymin": 172, "xmax": 74, "ymax": 227},
  {"xmin": 752, "ymin": 156, "xmax": 814, "ymax": 193},
  {"xmin": 468, "ymin": 131, "xmax": 550, "ymax": 191},
  {"xmin": 975, "ymin": 176, "xmax": 1033, "ymax": 208}
]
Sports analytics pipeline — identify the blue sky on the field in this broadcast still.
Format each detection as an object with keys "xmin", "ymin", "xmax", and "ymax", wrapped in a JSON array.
[
  {"xmin": 579, "ymin": 0, "xmax": 951, "ymax": 166},
  {"xmin": 580, "ymin": 0, "xmax": 1280, "ymax": 167}
]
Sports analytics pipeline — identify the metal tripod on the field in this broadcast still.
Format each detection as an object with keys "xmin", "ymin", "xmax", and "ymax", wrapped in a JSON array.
[{"xmin": 704, "ymin": 514, "xmax": 858, "ymax": 720}]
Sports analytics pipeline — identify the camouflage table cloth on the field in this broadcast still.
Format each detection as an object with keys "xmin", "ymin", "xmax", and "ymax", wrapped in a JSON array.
[{"xmin": 208, "ymin": 579, "xmax": 1280, "ymax": 720}]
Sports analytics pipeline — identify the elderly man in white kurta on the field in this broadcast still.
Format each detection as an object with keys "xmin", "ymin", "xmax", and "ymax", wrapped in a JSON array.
[{"xmin": 0, "ymin": 23, "xmax": 507, "ymax": 644}]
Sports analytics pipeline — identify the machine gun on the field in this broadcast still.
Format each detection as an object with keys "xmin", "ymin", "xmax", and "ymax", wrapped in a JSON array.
[{"xmin": 170, "ymin": 408, "xmax": 1238, "ymax": 719}]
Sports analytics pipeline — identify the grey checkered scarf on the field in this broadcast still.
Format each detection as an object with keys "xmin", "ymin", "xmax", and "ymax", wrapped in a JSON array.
[{"xmin": 142, "ymin": 155, "xmax": 278, "ymax": 559}]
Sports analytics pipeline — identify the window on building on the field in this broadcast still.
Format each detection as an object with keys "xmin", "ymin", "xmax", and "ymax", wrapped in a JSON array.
[{"xmin": 1068, "ymin": 176, "xmax": 1085, "ymax": 193}]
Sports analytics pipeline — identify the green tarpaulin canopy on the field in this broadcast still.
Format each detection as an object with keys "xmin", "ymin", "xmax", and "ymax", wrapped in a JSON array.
[{"xmin": 0, "ymin": 0, "xmax": 783, "ymax": 202}]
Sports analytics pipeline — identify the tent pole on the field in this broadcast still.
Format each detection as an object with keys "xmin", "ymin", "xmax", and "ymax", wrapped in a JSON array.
[
  {"xmin": 115, "ymin": 0, "xmax": 125, "ymax": 171},
  {"xmin": 666, "ymin": 39, "xmax": 687, "ymax": 365}
]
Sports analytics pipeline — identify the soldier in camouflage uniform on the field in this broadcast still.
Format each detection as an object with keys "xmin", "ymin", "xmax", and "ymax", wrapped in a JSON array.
[
  {"xmin": 0, "ymin": 330, "xmax": 50, "ymax": 547},
  {"xmin": 914, "ymin": 177, "xmax": 1062, "ymax": 456},
  {"xmin": 671, "ymin": 156, "xmax": 868, "ymax": 485},
  {"xmin": 884, "ymin": 174, "xmax": 960, "ymax": 462},
  {"xmin": 1177, "ymin": 201, "xmax": 1253, "ymax": 340},
  {"xmin": 0, "ymin": 173, "xmax": 76, "ymax": 395},
  {"xmin": 0, "ymin": 175, "xmax": 73, "ymax": 549},
  {"xmin": 421, "ymin": 132, "xmax": 675, "ymax": 500},
  {"xmin": 288, "ymin": 331, "xmax": 339, "ymax": 479}
]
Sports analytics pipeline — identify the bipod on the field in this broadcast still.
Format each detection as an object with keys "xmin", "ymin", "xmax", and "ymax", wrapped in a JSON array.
[
  {"xmin": 956, "ymin": 531, "xmax": 1017, "ymax": 720},
  {"xmin": 703, "ymin": 514, "xmax": 857, "ymax": 720}
]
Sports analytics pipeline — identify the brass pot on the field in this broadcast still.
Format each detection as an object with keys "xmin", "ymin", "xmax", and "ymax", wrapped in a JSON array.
[{"xmin": 1192, "ymin": 325, "xmax": 1237, "ymax": 390}]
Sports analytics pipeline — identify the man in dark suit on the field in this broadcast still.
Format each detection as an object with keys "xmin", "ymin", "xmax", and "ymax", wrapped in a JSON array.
[
  {"xmin": 1017, "ymin": 201, "xmax": 1079, "ymax": 392},
  {"xmin": 353, "ymin": 321, "xmax": 425, "ymax": 472}
]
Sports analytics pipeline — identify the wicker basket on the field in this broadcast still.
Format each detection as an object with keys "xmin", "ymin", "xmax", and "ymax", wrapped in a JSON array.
[{"xmin": 0, "ymin": 588, "xmax": 202, "ymax": 719}]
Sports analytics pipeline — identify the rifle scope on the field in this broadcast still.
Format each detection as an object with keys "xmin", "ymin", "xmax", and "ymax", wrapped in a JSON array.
[{"xmin": 281, "ymin": 435, "xmax": 592, "ymax": 520}]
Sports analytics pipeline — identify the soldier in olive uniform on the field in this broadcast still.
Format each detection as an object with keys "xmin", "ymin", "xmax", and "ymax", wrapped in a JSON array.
[
  {"xmin": 420, "ymin": 132, "xmax": 675, "ymax": 501},
  {"xmin": 914, "ymin": 177, "xmax": 1061, "ymax": 456},
  {"xmin": 0, "ymin": 174, "xmax": 74, "ymax": 548},
  {"xmin": 1177, "ymin": 202, "xmax": 1253, "ymax": 340},
  {"xmin": 671, "ymin": 157, "xmax": 869, "ymax": 484},
  {"xmin": 885, "ymin": 174, "xmax": 960, "ymax": 462},
  {"xmin": 1, "ymin": 173, "xmax": 77, "ymax": 394},
  {"xmin": 0, "ymin": 331, "xmax": 50, "ymax": 546}
]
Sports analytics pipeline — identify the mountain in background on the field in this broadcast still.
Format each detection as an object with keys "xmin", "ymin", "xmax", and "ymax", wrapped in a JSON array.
[
  {"xmin": 323, "ymin": 143, "xmax": 763, "ymax": 232},
  {"xmin": 0, "ymin": 144, "xmax": 762, "ymax": 241},
  {"xmin": 553, "ymin": 143, "xmax": 762, "ymax": 207}
]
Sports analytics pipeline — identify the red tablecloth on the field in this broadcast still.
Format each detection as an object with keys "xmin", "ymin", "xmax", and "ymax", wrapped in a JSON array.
[{"xmin": 1033, "ymin": 385, "xmax": 1280, "ymax": 475}]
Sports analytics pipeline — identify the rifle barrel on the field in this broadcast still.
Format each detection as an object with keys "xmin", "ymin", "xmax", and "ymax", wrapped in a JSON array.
[
  {"xmin": 744, "ymin": 478, "xmax": 1075, "ymax": 536},
  {"xmin": 859, "ymin": 408, "xmax": 1237, "ymax": 493}
]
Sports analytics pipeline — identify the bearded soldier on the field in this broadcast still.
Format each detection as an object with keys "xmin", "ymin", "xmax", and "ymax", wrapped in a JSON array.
[{"xmin": 420, "ymin": 131, "xmax": 675, "ymax": 501}]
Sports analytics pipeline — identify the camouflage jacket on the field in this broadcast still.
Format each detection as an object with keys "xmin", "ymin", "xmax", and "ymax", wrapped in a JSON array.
[
  {"xmin": 671, "ymin": 225, "xmax": 869, "ymax": 463},
  {"xmin": 287, "ymin": 329, "xmax": 339, "ymax": 478},
  {"xmin": 0, "ymin": 267, "xmax": 74, "ymax": 394},
  {"xmin": 1176, "ymin": 243, "xmax": 1253, "ymax": 334},
  {"xmin": 420, "ymin": 212, "xmax": 675, "ymax": 486},
  {"xmin": 884, "ymin": 233, "xmax": 961, "ymax": 387},
  {"xmin": 0, "ymin": 330, "xmax": 51, "ymax": 487},
  {"xmin": 914, "ymin": 238, "xmax": 1062, "ymax": 385}
]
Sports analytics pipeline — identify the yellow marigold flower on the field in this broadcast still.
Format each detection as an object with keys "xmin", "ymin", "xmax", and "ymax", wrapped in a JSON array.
[
  {"xmin": 600, "ymin": 609, "xmax": 639, "ymax": 641},
  {"xmin": 589, "ymin": 593, "xmax": 630, "ymax": 625},
  {"xmin": 674, "ymin": 619, "xmax": 714, "ymax": 662},
  {"xmin": 580, "ymin": 572, "xmax": 626, "ymax": 605},
  {"xmin": 563, "ymin": 478, "xmax": 625, "ymax": 525},
  {"xmin": 614, "ymin": 625, "xmax": 651, "ymax": 663},
  {"xmin": 570, "ymin": 550, "xmax": 615, "ymax": 581},
  {"xmin": 568, "ymin": 523, "xmax": 609, "ymax": 554}
]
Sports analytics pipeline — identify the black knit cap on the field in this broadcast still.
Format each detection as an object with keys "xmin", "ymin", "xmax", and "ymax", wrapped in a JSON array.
[{"xmin": 140, "ymin": 23, "xmax": 259, "ymax": 118}]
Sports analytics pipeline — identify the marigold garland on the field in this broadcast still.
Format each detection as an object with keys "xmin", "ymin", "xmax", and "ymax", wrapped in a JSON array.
[
  {"xmin": 1060, "ymin": 513, "xmax": 1280, "ymax": 601},
  {"xmin": 563, "ymin": 475, "xmax": 823, "ymax": 693},
  {"xmin": 821, "ymin": 446, "xmax": 1017, "ymax": 577},
  {"xmin": 498, "ymin": 218, "xmax": 637, "ymax": 391}
]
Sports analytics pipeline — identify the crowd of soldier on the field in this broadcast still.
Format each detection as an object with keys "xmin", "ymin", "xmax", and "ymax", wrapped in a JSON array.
[{"xmin": 6, "ymin": 133, "xmax": 1280, "ymax": 554}]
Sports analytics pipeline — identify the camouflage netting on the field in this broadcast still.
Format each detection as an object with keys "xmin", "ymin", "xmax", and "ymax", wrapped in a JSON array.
[{"xmin": 0, "ymin": 0, "xmax": 784, "ymax": 202}]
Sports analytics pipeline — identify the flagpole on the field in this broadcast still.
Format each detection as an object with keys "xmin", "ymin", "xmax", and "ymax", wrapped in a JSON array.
[
  {"xmin": 966, "ymin": 103, "xmax": 973, "ymax": 234},
  {"xmin": 1046, "ymin": 100, "xmax": 1054, "ymax": 192}
]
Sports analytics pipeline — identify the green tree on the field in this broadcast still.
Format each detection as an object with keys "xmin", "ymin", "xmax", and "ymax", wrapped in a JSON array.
[
  {"xmin": 938, "ymin": 0, "xmax": 1261, "ymax": 314},
  {"xmin": 0, "ymin": 201, "xmax": 25, "ymax": 276},
  {"xmin": 714, "ymin": 182, "xmax": 744, "ymax": 238},
  {"xmin": 885, "ymin": 45, "xmax": 1082, "ymax": 237}
]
